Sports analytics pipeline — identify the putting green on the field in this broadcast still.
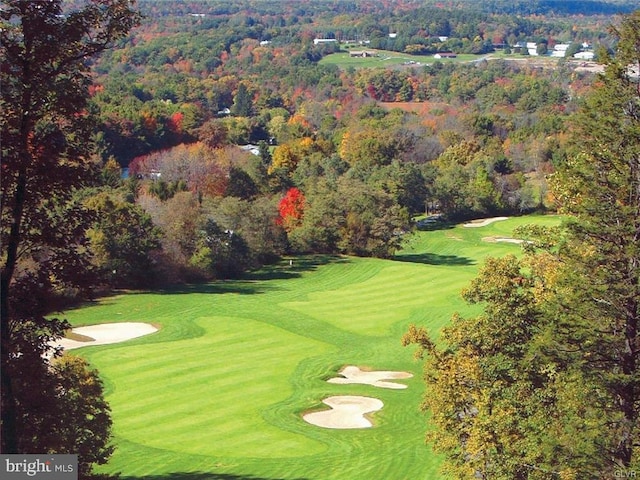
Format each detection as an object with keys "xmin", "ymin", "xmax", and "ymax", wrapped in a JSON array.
[{"xmin": 61, "ymin": 215, "xmax": 561, "ymax": 479}]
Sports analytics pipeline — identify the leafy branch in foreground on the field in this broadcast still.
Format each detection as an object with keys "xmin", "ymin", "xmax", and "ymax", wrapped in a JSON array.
[{"xmin": 1, "ymin": 0, "xmax": 140, "ymax": 469}]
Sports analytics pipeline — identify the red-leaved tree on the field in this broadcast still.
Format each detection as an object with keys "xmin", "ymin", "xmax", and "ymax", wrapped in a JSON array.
[{"xmin": 277, "ymin": 187, "xmax": 306, "ymax": 232}]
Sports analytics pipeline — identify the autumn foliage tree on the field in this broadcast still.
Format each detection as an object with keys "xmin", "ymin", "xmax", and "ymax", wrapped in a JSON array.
[
  {"xmin": 0, "ymin": 0, "xmax": 140, "ymax": 461},
  {"xmin": 277, "ymin": 187, "xmax": 306, "ymax": 232},
  {"xmin": 404, "ymin": 10, "xmax": 640, "ymax": 478}
]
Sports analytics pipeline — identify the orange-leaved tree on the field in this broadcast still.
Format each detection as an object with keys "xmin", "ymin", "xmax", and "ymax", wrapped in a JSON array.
[{"xmin": 277, "ymin": 187, "xmax": 306, "ymax": 232}]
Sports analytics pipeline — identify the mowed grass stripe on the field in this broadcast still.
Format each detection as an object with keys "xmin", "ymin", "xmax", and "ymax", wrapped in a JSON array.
[
  {"xmin": 283, "ymin": 262, "xmax": 428, "ymax": 331},
  {"xmin": 89, "ymin": 315, "xmax": 331, "ymax": 458},
  {"xmin": 62, "ymin": 215, "xmax": 562, "ymax": 479}
]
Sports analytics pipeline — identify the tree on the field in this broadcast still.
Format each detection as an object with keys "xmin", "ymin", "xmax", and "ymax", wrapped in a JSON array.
[
  {"xmin": 1, "ymin": 0, "xmax": 140, "ymax": 455},
  {"xmin": 8, "ymin": 319, "xmax": 114, "ymax": 478},
  {"xmin": 100, "ymin": 156, "xmax": 123, "ymax": 188},
  {"xmin": 370, "ymin": 163, "xmax": 429, "ymax": 215},
  {"xmin": 190, "ymin": 218, "xmax": 251, "ymax": 279},
  {"xmin": 536, "ymin": 41, "xmax": 548, "ymax": 56},
  {"xmin": 46, "ymin": 356, "xmax": 115, "ymax": 478},
  {"xmin": 210, "ymin": 196, "xmax": 287, "ymax": 265},
  {"xmin": 269, "ymin": 143, "xmax": 300, "ymax": 176},
  {"xmin": 231, "ymin": 81, "xmax": 254, "ymax": 117},
  {"xmin": 84, "ymin": 191, "xmax": 162, "ymax": 288},
  {"xmin": 277, "ymin": 187, "xmax": 306, "ymax": 232},
  {"xmin": 546, "ymin": 11, "xmax": 640, "ymax": 469},
  {"xmin": 335, "ymin": 178, "xmax": 410, "ymax": 258},
  {"xmin": 288, "ymin": 185, "xmax": 343, "ymax": 254},
  {"xmin": 404, "ymin": 10, "xmax": 640, "ymax": 477},
  {"xmin": 225, "ymin": 166, "xmax": 259, "ymax": 200},
  {"xmin": 197, "ymin": 119, "xmax": 229, "ymax": 149},
  {"xmin": 403, "ymin": 254, "xmax": 590, "ymax": 479}
]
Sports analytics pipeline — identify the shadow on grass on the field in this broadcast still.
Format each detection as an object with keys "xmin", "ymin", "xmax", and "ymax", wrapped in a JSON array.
[
  {"xmin": 414, "ymin": 220, "xmax": 456, "ymax": 232},
  {"xmin": 245, "ymin": 254, "xmax": 348, "ymax": 281},
  {"xmin": 137, "ymin": 255, "xmax": 349, "ymax": 295},
  {"xmin": 393, "ymin": 252, "xmax": 474, "ymax": 266},
  {"xmin": 153, "ymin": 281, "xmax": 266, "ymax": 296},
  {"xmin": 60, "ymin": 255, "xmax": 349, "ymax": 309},
  {"xmin": 111, "ymin": 473, "xmax": 308, "ymax": 480}
]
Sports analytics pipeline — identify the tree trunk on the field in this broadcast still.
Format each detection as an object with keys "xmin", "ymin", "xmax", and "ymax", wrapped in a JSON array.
[
  {"xmin": 616, "ymin": 295, "xmax": 639, "ymax": 467},
  {"xmin": 1, "ymin": 281, "xmax": 18, "ymax": 454},
  {"xmin": 1, "ymin": 167, "xmax": 27, "ymax": 453}
]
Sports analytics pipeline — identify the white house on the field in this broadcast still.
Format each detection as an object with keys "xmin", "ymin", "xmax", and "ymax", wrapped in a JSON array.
[
  {"xmin": 574, "ymin": 51, "xmax": 595, "ymax": 60},
  {"xmin": 550, "ymin": 43, "xmax": 570, "ymax": 57},
  {"xmin": 239, "ymin": 144, "xmax": 261, "ymax": 156},
  {"xmin": 433, "ymin": 52, "xmax": 457, "ymax": 59},
  {"xmin": 313, "ymin": 38, "xmax": 337, "ymax": 45}
]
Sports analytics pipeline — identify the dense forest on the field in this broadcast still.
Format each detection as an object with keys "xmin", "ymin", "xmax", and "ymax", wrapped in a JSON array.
[
  {"xmin": 68, "ymin": 0, "xmax": 635, "ymax": 287},
  {"xmin": 2, "ymin": 1, "xmax": 639, "ymax": 476}
]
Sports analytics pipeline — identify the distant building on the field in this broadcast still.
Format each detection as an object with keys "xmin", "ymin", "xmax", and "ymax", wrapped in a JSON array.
[
  {"xmin": 239, "ymin": 144, "xmax": 260, "ymax": 156},
  {"xmin": 550, "ymin": 43, "xmax": 570, "ymax": 58},
  {"xmin": 349, "ymin": 50, "xmax": 375, "ymax": 57},
  {"xmin": 389, "ymin": 33, "xmax": 397, "ymax": 38},
  {"xmin": 574, "ymin": 51, "xmax": 595, "ymax": 60},
  {"xmin": 433, "ymin": 52, "xmax": 457, "ymax": 59}
]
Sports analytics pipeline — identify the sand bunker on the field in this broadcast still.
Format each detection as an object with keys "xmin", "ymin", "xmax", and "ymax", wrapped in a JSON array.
[
  {"xmin": 303, "ymin": 396, "xmax": 383, "ymax": 429},
  {"xmin": 327, "ymin": 365, "xmax": 413, "ymax": 389},
  {"xmin": 482, "ymin": 236, "xmax": 527, "ymax": 244},
  {"xmin": 463, "ymin": 216, "xmax": 508, "ymax": 228},
  {"xmin": 52, "ymin": 322, "xmax": 158, "ymax": 352}
]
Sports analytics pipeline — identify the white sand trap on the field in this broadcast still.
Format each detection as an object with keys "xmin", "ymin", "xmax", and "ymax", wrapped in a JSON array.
[
  {"xmin": 327, "ymin": 365, "xmax": 413, "ymax": 389},
  {"xmin": 463, "ymin": 216, "xmax": 508, "ymax": 228},
  {"xmin": 482, "ymin": 236, "xmax": 527, "ymax": 244},
  {"xmin": 303, "ymin": 396, "xmax": 383, "ymax": 429},
  {"xmin": 52, "ymin": 322, "xmax": 158, "ymax": 352},
  {"xmin": 496, "ymin": 237, "xmax": 527, "ymax": 244}
]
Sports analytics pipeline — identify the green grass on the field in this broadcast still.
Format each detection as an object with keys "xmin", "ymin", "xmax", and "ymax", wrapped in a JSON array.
[
  {"xmin": 320, "ymin": 48, "xmax": 484, "ymax": 69},
  {"xmin": 60, "ymin": 215, "xmax": 561, "ymax": 480},
  {"xmin": 319, "ymin": 48, "xmax": 567, "ymax": 70}
]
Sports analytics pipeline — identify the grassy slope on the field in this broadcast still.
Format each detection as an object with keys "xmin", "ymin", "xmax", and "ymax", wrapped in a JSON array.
[{"xmin": 61, "ymin": 215, "xmax": 560, "ymax": 480}]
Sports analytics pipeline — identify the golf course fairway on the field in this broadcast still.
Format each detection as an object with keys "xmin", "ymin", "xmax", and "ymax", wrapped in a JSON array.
[{"xmin": 60, "ymin": 215, "xmax": 560, "ymax": 480}]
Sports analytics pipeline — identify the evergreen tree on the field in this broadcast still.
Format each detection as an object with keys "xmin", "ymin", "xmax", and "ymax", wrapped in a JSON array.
[
  {"xmin": 231, "ymin": 82, "xmax": 254, "ymax": 117},
  {"xmin": 547, "ymin": 10, "xmax": 640, "ymax": 469},
  {"xmin": 404, "ymin": 10, "xmax": 640, "ymax": 478}
]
